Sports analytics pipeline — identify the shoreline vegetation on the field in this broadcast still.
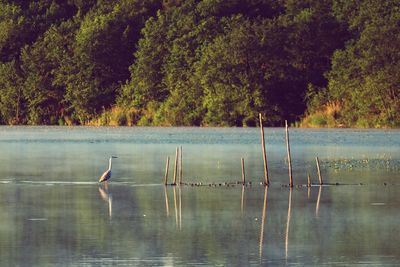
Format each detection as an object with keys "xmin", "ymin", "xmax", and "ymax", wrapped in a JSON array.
[
  {"xmin": 0, "ymin": 1, "xmax": 399, "ymax": 128},
  {"xmin": 81, "ymin": 105, "xmax": 394, "ymax": 128}
]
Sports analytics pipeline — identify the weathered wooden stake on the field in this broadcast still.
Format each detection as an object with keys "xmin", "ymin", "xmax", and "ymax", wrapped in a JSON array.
[
  {"xmin": 179, "ymin": 146, "xmax": 183, "ymax": 184},
  {"xmin": 316, "ymin": 157, "xmax": 323, "ymax": 185},
  {"xmin": 173, "ymin": 147, "xmax": 178, "ymax": 185},
  {"xmin": 285, "ymin": 120, "xmax": 293, "ymax": 187},
  {"xmin": 164, "ymin": 156, "xmax": 170, "ymax": 185},
  {"xmin": 241, "ymin": 158, "xmax": 246, "ymax": 184},
  {"xmin": 307, "ymin": 173, "xmax": 311, "ymax": 187},
  {"xmin": 259, "ymin": 113, "xmax": 269, "ymax": 186}
]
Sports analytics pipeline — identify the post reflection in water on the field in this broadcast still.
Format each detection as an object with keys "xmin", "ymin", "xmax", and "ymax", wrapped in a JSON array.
[
  {"xmin": 178, "ymin": 186, "xmax": 182, "ymax": 230},
  {"xmin": 173, "ymin": 187, "xmax": 178, "ymax": 227},
  {"xmin": 164, "ymin": 186, "xmax": 170, "ymax": 216},
  {"xmin": 285, "ymin": 188, "xmax": 292, "ymax": 260},
  {"xmin": 161, "ymin": 184, "xmax": 325, "ymax": 265},
  {"xmin": 241, "ymin": 185, "xmax": 245, "ymax": 214},
  {"xmin": 165, "ymin": 186, "xmax": 182, "ymax": 229},
  {"xmin": 98, "ymin": 185, "xmax": 112, "ymax": 218},
  {"xmin": 259, "ymin": 186, "xmax": 268, "ymax": 260},
  {"xmin": 316, "ymin": 185, "xmax": 322, "ymax": 217}
]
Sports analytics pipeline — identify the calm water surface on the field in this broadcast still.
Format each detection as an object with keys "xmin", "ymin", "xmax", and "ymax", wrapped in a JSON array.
[{"xmin": 0, "ymin": 127, "xmax": 399, "ymax": 266}]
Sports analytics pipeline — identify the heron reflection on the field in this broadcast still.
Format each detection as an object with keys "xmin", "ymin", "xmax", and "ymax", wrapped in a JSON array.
[{"xmin": 98, "ymin": 186, "xmax": 112, "ymax": 218}]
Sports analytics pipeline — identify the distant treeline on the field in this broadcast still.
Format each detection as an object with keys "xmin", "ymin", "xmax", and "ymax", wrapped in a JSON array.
[{"xmin": 0, "ymin": 0, "xmax": 398, "ymax": 127}]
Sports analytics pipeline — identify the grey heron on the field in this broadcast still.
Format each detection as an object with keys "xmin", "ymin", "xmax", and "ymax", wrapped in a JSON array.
[{"xmin": 99, "ymin": 156, "xmax": 118, "ymax": 183}]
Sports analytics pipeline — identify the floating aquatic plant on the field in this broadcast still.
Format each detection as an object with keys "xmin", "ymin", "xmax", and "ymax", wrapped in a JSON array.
[{"xmin": 322, "ymin": 154, "xmax": 399, "ymax": 171}]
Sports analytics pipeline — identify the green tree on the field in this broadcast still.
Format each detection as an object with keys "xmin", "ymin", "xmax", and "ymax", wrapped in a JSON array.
[
  {"xmin": 0, "ymin": 2, "xmax": 25, "ymax": 62},
  {"xmin": 0, "ymin": 0, "xmax": 77, "ymax": 62},
  {"xmin": 195, "ymin": 16, "xmax": 264, "ymax": 126},
  {"xmin": 121, "ymin": 0, "xmax": 286, "ymax": 126},
  {"xmin": 61, "ymin": 0, "xmax": 161, "ymax": 123},
  {"xmin": 1, "ymin": 0, "xmax": 396, "ymax": 127},
  {"xmin": 153, "ymin": 2, "xmax": 223, "ymax": 125},
  {"xmin": 326, "ymin": 0, "xmax": 400, "ymax": 127},
  {"xmin": 0, "ymin": 60, "xmax": 26, "ymax": 124},
  {"xmin": 21, "ymin": 21, "xmax": 76, "ymax": 124},
  {"xmin": 0, "ymin": 0, "xmax": 79, "ymax": 124}
]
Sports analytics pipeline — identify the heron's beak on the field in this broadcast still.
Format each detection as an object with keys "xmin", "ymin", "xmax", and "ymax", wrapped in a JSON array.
[{"xmin": 111, "ymin": 156, "xmax": 118, "ymax": 158}]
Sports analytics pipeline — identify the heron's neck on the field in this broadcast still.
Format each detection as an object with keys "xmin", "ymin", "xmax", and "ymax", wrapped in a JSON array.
[{"xmin": 108, "ymin": 158, "xmax": 112, "ymax": 170}]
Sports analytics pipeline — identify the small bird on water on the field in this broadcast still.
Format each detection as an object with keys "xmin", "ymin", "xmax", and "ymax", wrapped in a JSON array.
[{"xmin": 99, "ymin": 156, "xmax": 118, "ymax": 183}]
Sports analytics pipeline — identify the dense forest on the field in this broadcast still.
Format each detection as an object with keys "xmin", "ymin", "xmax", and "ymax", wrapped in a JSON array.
[{"xmin": 0, "ymin": 0, "xmax": 398, "ymax": 127}]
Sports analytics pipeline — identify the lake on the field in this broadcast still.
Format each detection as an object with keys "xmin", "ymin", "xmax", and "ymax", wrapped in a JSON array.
[{"xmin": 0, "ymin": 126, "xmax": 399, "ymax": 266}]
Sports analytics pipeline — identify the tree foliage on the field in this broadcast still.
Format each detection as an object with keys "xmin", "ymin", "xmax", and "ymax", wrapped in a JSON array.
[
  {"xmin": 0, "ymin": 60, "xmax": 25, "ymax": 124},
  {"xmin": 323, "ymin": 0, "xmax": 400, "ymax": 127},
  {"xmin": 0, "ymin": 0, "xmax": 398, "ymax": 127}
]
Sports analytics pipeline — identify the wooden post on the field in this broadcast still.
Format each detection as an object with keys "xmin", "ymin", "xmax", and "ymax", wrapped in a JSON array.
[
  {"xmin": 316, "ymin": 157, "xmax": 323, "ymax": 185},
  {"xmin": 285, "ymin": 120, "xmax": 293, "ymax": 187},
  {"xmin": 241, "ymin": 158, "xmax": 246, "ymax": 184},
  {"xmin": 179, "ymin": 146, "xmax": 183, "ymax": 184},
  {"xmin": 164, "ymin": 156, "xmax": 170, "ymax": 185},
  {"xmin": 259, "ymin": 113, "xmax": 269, "ymax": 186},
  {"xmin": 173, "ymin": 147, "xmax": 178, "ymax": 185},
  {"xmin": 307, "ymin": 173, "xmax": 311, "ymax": 187}
]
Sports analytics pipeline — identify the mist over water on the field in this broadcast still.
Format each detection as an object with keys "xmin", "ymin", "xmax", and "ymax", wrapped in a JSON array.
[{"xmin": 0, "ymin": 127, "xmax": 399, "ymax": 266}]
